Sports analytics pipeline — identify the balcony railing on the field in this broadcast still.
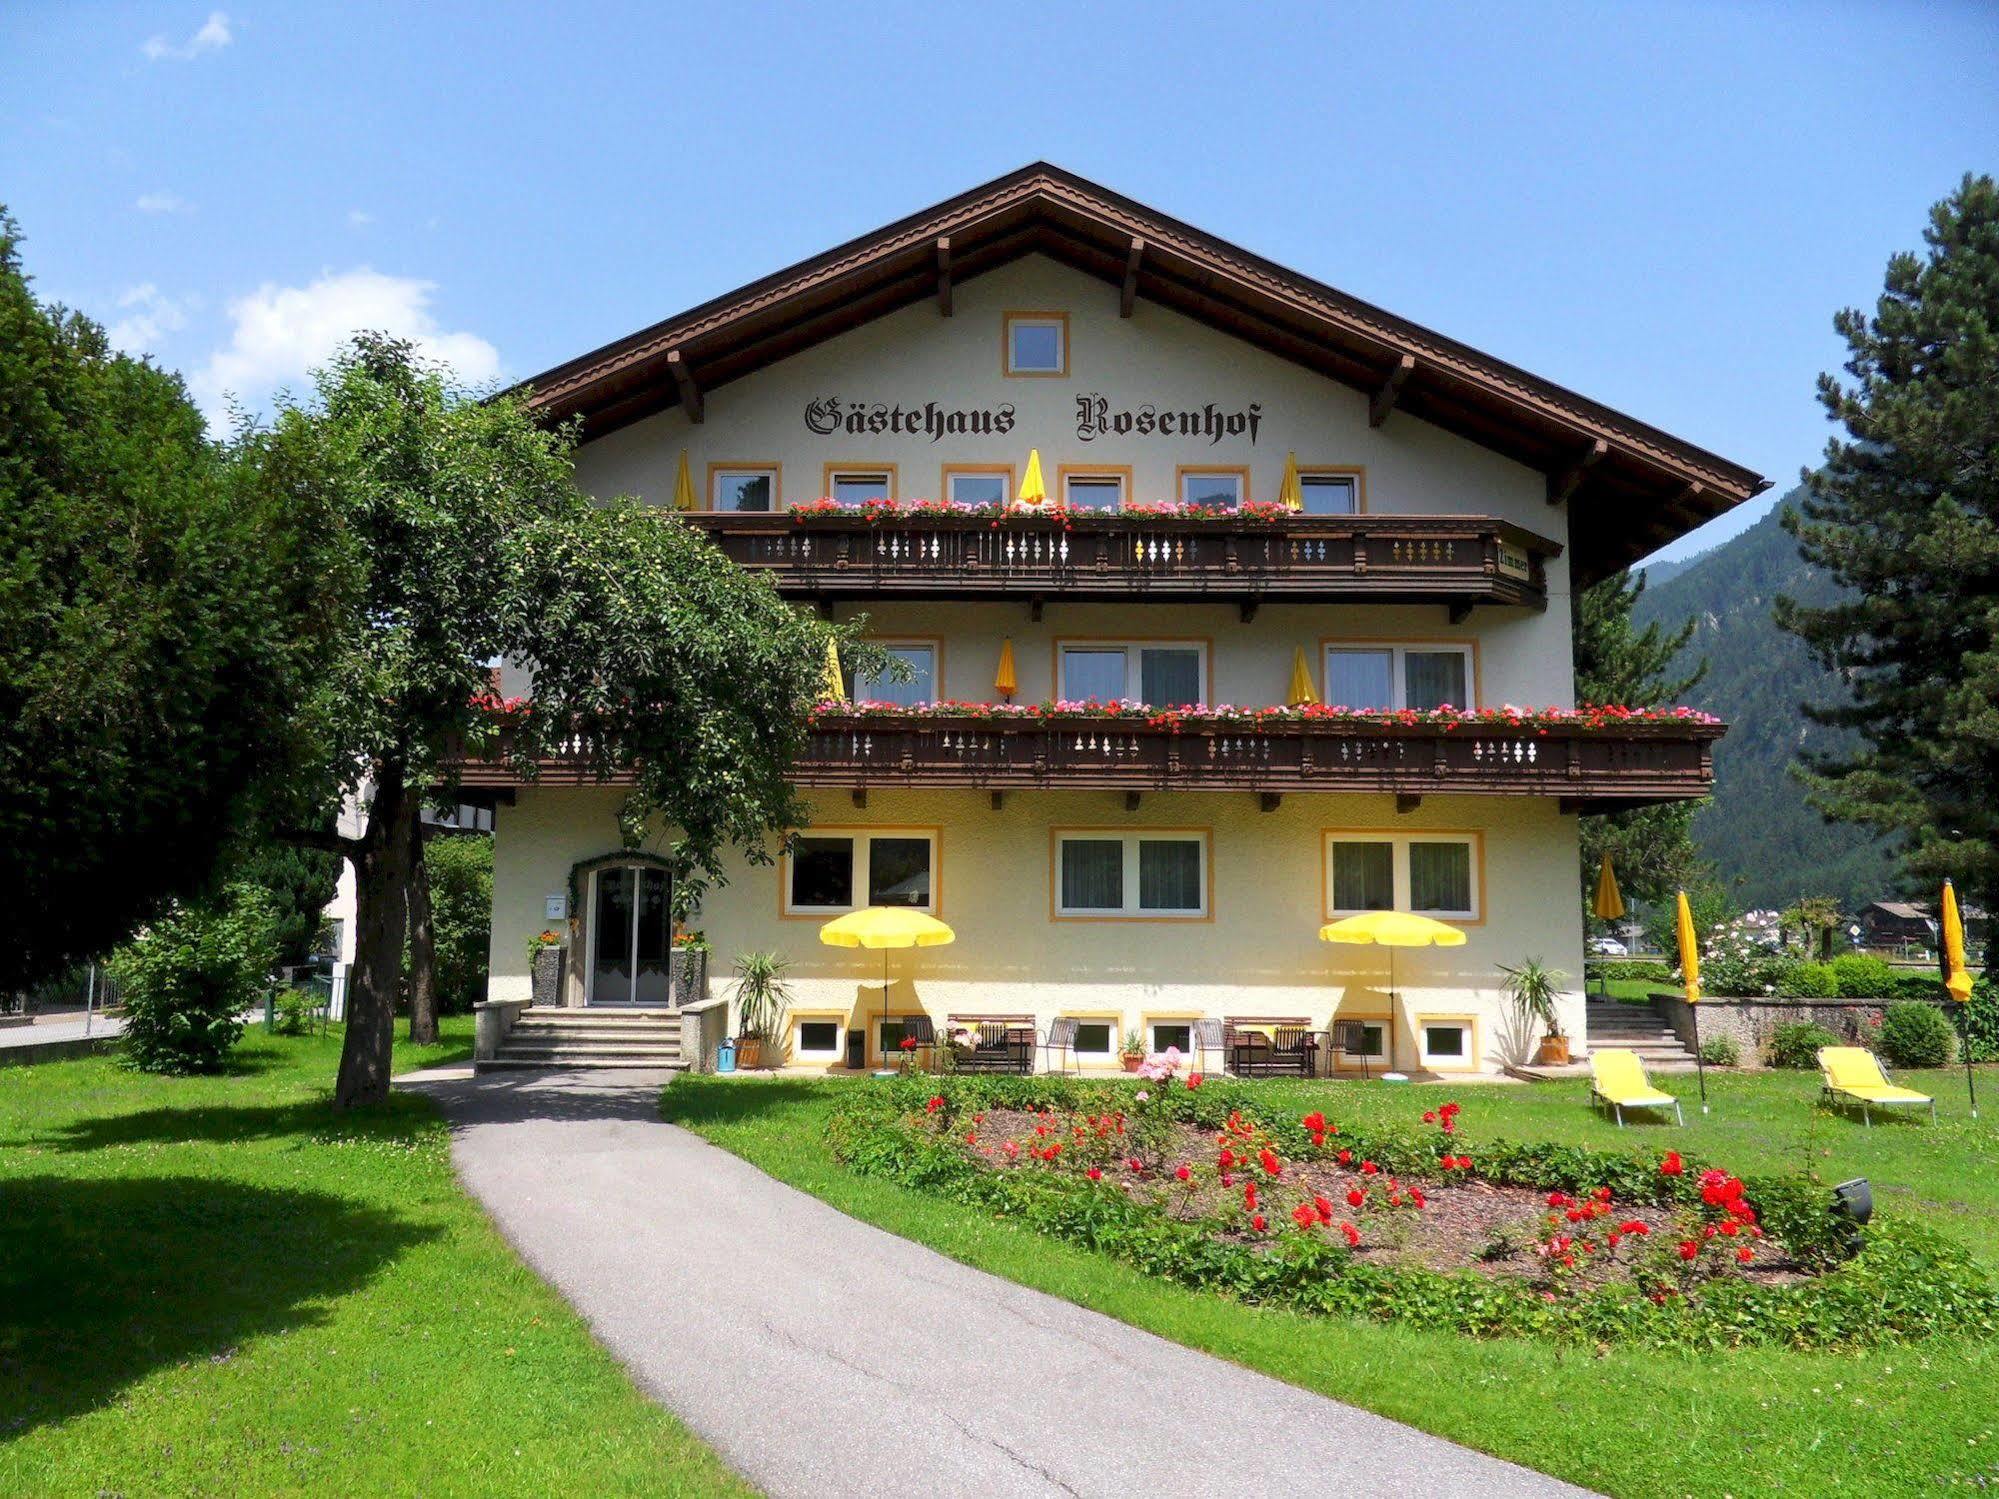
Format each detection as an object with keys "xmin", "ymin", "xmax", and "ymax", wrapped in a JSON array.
[
  {"xmin": 680, "ymin": 511, "xmax": 1558, "ymax": 613},
  {"xmin": 451, "ymin": 711, "xmax": 1721, "ymax": 813}
]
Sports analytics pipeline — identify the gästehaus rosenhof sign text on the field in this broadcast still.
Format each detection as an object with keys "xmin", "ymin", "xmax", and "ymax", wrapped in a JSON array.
[{"xmin": 802, "ymin": 394, "xmax": 1263, "ymax": 446}]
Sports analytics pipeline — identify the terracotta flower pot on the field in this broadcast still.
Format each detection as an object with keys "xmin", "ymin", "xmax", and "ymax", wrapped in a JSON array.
[
  {"xmin": 736, "ymin": 1037, "xmax": 764, "ymax": 1070},
  {"xmin": 1535, "ymin": 1035, "xmax": 1571, "ymax": 1066},
  {"xmin": 1122, "ymin": 1054, "xmax": 1143, "ymax": 1073}
]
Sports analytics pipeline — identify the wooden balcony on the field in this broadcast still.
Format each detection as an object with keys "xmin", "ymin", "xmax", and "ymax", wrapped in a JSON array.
[
  {"xmin": 681, "ymin": 511, "xmax": 1558, "ymax": 617},
  {"xmin": 452, "ymin": 712, "xmax": 1721, "ymax": 814}
]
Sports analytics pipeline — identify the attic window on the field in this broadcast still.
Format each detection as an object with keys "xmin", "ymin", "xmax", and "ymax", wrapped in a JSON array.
[{"xmin": 1005, "ymin": 312, "xmax": 1067, "ymax": 376}]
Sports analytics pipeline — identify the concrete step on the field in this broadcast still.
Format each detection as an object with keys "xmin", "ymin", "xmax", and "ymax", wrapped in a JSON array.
[
  {"xmin": 514, "ymin": 1009, "xmax": 681, "ymax": 1027},
  {"xmin": 509, "ymin": 1021, "xmax": 682, "ymax": 1039},
  {"xmin": 476, "ymin": 1056, "xmax": 685, "ymax": 1072},
  {"xmin": 500, "ymin": 1038, "xmax": 682, "ymax": 1056}
]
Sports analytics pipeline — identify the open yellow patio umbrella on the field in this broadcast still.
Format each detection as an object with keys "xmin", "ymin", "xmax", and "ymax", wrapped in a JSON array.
[
  {"xmin": 1320, "ymin": 911, "xmax": 1465, "ymax": 1072},
  {"xmin": 1942, "ymin": 879, "xmax": 1978, "ymax": 1117},
  {"xmin": 820, "ymin": 907, "xmax": 956, "ymax": 1070},
  {"xmin": 1676, "ymin": 888, "xmax": 1710, "ymax": 1112},
  {"xmin": 1018, "ymin": 448, "xmax": 1047, "ymax": 507},
  {"xmin": 995, "ymin": 637, "xmax": 1018, "ymax": 700},
  {"xmin": 673, "ymin": 449, "xmax": 698, "ymax": 512},
  {"xmin": 821, "ymin": 637, "xmax": 846, "ymax": 702},
  {"xmin": 1276, "ymin": 450, "xmax": 1303, "ymax": 511},
  {"xmin": 1286, "ymin": 646, "xmax": 1318, "ymax": 707}
]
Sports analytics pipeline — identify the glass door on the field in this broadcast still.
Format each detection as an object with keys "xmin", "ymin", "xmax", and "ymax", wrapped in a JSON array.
[{"xmin": 589, "ymin": 865, "xmax": 673, "ymax": 1005}]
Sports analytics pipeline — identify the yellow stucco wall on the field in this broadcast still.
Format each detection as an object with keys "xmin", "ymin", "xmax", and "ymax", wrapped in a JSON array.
[{"xmin": 488, "ymin": 784, "xmax": 1585, "ymax": 1074}]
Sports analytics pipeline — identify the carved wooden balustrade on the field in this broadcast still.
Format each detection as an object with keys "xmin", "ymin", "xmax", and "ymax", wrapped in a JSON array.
[
  {"xmin": 679, "ymin": 512, "xmax": 1557, "ymax": 613},
  {"xmin": 450, "ymin": 712, "xmax": 1722, "ymax": 813}
]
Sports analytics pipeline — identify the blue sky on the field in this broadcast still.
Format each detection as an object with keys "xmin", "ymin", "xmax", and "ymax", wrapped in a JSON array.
[{"xmin": 4, "ymin": 1, "xmax": 1994, "ymax": 562}]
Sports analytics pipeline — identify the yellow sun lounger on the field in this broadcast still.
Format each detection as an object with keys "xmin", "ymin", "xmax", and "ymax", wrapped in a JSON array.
[
  {"xmin": 1588, "ymin": 1048, "xmax": 1683, "ymax": 1127},
  {"xmin": 1818, "ymin": 1046, "xmax": 1935, "ymax": 1126}
]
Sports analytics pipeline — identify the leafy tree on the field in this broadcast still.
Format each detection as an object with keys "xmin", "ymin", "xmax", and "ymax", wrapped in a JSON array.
[
  {"xmin": 1572, "ymin": 568, "xmax": 1707, "ymax": 912},
  {"xmin": 110, "ymin": 883, "xmax": 277, "ymax": 1074},
  {"xmin": 0, "ymin": 211, "xmax": 317, "ymax": 991},
  {"xmin": 411, "ymin": 834, "xmax": 492, "ymax": 1016},
  {"xmin": 243, "ymin": 337, "xmax": 861, "ymax": 1108},
  {"xmin": 232, "ymin": 840, "xmax": 341, "ymax": 968},
  {"xmin": 1776, "ymin": 174, "xmax": 1999, "ymax": 968}
]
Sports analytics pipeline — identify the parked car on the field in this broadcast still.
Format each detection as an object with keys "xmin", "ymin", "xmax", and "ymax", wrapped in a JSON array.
[{"xmin": 1587, "ymin": 937, "xmax": 1628, "ymax": 956}]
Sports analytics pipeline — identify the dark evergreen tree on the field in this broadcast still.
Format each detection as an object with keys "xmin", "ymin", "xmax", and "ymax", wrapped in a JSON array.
[
  {"xmin": 1573, "ymin": 567, "xmax": 1707, "ymax": 913},
  {"xmin": 1776, "ymin": 173, "xmax": 1999, "ymax": 966}
]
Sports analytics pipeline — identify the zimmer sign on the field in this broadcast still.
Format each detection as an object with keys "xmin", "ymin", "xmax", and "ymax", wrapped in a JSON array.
[{"xmin": 802, "ymin": 393, "xmax": 1264, "ymax": 446}]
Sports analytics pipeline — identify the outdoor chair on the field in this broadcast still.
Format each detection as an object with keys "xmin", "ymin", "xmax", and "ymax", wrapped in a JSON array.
[
  {"xmin": 1818, "ymin": 1046, "xmax": 1935, "ymax": 1126},
  {"xmin": 1331, "ymin": 1020, "xmax": 1376, "ymax": 1080},
  {"xmin": 1226, "ymin": 1023, "xmax": 1316, "ymax": 1079},
  {"xmin": 1193, "ymin": 1018, "xmax": 1225, "ymax": 1077},
  {"xmin": 1042, "ymin": 1018, "xmax": 1079, "ymax": 1078},
  {"xmin": 1588, "ymin": 1048, "xmax": 1683, "ymax": 1127}
]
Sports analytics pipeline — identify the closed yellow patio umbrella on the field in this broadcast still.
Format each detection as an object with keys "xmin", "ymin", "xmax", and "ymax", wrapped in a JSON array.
[
  {"xmin": 1276, "ymin": 450, "xmax": 1303, "ymax": 511},
  {"xmin": 673, "ymin": 449, "xmax": 697, "ymax": 512},
  {"xmin": 995, "ymin": 637, "xmax": 1018, "ymax": 701},
  {"xmin": 1287, "ymin": 646, "xmax": 1318, "ymax": 706},
  {"xmin": 1676, "ymin": 889, "xmax": 1709, "ymax": 1112},
  {"xmin": 1018, "ymin": 448, "xmax": 1047, "ymax": 507},
  {"xmin": 820, "ymin": 907, "xmax": 956, "ymax": 1069},
  {"xmin": 1593, "ymin": 854, "xmax": 1625, "ymax": 923},
  {"xmin": 821, "ymin": 637, "xmax": 846, "ymax": 702},
  {"xmin": 1320, "ymin": 911, "xmax": 1465, "ymax": 1073},
  {"xmin": 1942, "ymin": 879, "xmax": 1978, "ymax": 1117}
]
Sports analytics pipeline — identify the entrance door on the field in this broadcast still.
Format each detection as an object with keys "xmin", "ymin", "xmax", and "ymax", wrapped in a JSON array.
[{"xmin": 589, "ymin": 865, "xmax": 672, "ymax": 1005}]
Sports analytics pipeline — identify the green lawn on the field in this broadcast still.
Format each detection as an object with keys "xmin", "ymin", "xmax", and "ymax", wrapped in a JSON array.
[
  {"xmin": 664, "ymin": 1068, "xmax": 1999, "ymax": 1498},
  {"xmin": 0, "ymin": 1018, "xmax": 750, "ymax": 1498}
]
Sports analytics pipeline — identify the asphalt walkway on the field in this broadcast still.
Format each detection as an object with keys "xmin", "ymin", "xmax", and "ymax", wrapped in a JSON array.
[{"xmin": 408, "ymin": 1069, "xmax": 1589, "ymax": 1499}]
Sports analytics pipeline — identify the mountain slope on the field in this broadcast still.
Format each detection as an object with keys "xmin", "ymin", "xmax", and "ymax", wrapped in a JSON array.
[{"xmin": 1633, "ymin": 487, "xmax": 1896, "ymax": 910}]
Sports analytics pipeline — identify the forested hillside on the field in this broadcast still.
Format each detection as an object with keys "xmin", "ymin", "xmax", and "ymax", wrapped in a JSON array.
[{"xmin": 1633, "ymin": 486, "xmax": 1897, "ymax": 910}]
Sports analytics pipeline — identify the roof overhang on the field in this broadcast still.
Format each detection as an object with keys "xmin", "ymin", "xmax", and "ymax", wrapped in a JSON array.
[{"xmin": 514, "ymin": 163, "xmax": 1768, "ymax": 586}]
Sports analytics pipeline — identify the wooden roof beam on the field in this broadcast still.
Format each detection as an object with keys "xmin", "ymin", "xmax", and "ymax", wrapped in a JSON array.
[
  {"xmin": 935, "ymin": 237, "xmax": 953, "ymax": 316},
  {"xmin": 1546, "ymin": 438, "xmax": 1607, "ymax": 505},
  {"xmin": 666, "ymin": 349, "xmax": 703, "ymax": 424},
  {"xmin": 1120, "ymin": 237, "xmax": 1145, "ymax": 317},
  {"xmin": 1369, "ymin": 354, "xmax": 1416, "ymax": 428}
]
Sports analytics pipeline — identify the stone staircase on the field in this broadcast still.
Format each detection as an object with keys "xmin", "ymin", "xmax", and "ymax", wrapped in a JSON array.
[
  {"xmin": 479, "ymin": 1007, "xmax": 685, "ymax": 1072},
  {"xmin": 1585, "ymin": 997, "xmax": 1699, "ymax": 1070}
]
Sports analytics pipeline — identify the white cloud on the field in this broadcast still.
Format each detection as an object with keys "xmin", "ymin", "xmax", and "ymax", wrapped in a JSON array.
[
  {"xmin": 107, "ymin": 284, "xmax": 194, "ymax": 357},
  {"xmin": 135, "ymin": 191, "xmax": 192, "ymax": 215},
  {"xmin": 192, "ymin": 267, "xmax": 502, "ymax": 424},
  {"xmin": 347, "ymin": 209, "xmax": 375, "ymax": 227},
  {"xmin": 142, "ymin": 11, "xmax": 232, "ymax": 62}
]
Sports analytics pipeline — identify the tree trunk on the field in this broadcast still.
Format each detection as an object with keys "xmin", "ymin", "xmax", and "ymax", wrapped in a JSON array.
[
  {"xmin": 406, "ymin": 820, "xmax": 438, "ymax": 1046},
  {"xmin": 335, "ymin": 769, "xmax": 416, "ymax": 1111}
]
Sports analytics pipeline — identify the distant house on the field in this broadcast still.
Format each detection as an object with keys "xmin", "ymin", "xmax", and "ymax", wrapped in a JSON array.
[{"xmin": 1861, "ymin": 899, "xmax": 1989, "ymax": 953}]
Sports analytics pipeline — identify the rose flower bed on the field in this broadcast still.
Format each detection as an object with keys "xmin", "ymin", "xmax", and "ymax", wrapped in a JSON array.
[{"xmin": 827, "ymin": 1062, "xmax": 1999, "ymax": 1350}]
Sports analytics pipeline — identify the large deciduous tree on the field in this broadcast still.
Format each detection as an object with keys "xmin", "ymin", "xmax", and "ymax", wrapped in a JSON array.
[
  {"xmin": 1776, "ymin": 173, "xmax": 1999, "ymax": 966},
  {"xmin": 245, "ymin": 336, "xmax": 855, "ymax": 1108},
  {"xmin": 1572, "ymin": 567, "xmax": 1707, "ymax": 912},
  {"xmin": 0, "ymin": 210, "xmax": 319, "ymax": 991}
]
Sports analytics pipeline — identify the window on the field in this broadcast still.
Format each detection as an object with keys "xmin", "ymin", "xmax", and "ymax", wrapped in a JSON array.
[
  {"xmin": 710, "ymin": 466, "xmax": 778, "ymax": 513},
  {"xmin": 795, "ymin": 1020, "xmax": 840, "ymax": 1055},
  {"xmin": 1151, "ymin": 1022, "xmax": 1193, "ymax": 1055},
  {"xmin": 1004, "ymin": 311, "xmax": 1068, "ymax": 376},
  {"xmin": 1055, "ymin": 832, "xmax": 1208, "ymax": 918},
  {"xmin": 1325, "ymin": 833, "xmax": 1480, "ymax": 921},
  {"xmin": 1057, "ymin": 641, "xmax": 1205, "ymax": 707},
  {"xmin": 1323, "ymin": 643, "xmax": 1475, "ymax": 711},
  {"xmin": 854, "ymin": 642, "xmax": 938, "ymax": 708},
  {"xmin": 1299, "ymin": 471, "xmax": 1360, "ymax": 515},
  {"xmin": 1419, "ymin": 1019, "xmax": 1475, "ymax": 1068},
  {"xmin": 1337, "ymin": 1021, "xmax": 1387, "ymax": 1059},
  {"xmin": 1177, "ymin": 468, "xmax": 1246, "ymax": 508},
  {"xmin": 1072, "ymin": 1021, "xmax": 1114, "ymax": 1058},
  {"xmin": 785, "ymin": 830, "xmax": 938, "ymax": 914},
  {"xmin": 826, "ymin": 467, "xmax": 894, "ymax": 505},
  {"xmin": 878, "ymin": 1018, "xmax": 913, "ymax": 1053},
  {"xmin": 943, "ymin": 466, "xmax": 1010, "ymax": 507},
  {"xmin": 1061, "ymin": 471, "xmax": 1127, "ymax": 511}
]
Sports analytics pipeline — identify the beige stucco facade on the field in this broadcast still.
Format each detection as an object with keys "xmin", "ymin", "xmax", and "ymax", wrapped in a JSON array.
[{"xmin": 487, "ymin": 252, "xmax": 1597, "ymax": 1074}]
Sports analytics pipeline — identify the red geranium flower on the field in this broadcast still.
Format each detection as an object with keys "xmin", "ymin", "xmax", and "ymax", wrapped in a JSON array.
[
  {"xmin": 1346, "ymin": 1187, "xmax": 1366, "ymax": 1208},
  {"xmin": 1259, "ymin": 1147, "xmax": 1282, "ymax": 1176},
  {"xmin": 1660, "ymin": 1151, "xmax": 1684, "ymax": 1176},
  {"xmin": 1244, "ymin": 1183, "xmax": 1258, "ymax": 1212},
  {"xmin": 1619, "ymin": 1220, "xmax": 1650, "ymax": 1236},
  {"xmin": 1361, "ymin": 1160, "xmax": 1379, "ymax": 1175},
  {"xmin": 1187, "ymin": 1073, "xmax": 1203, "ymax": 1089},
  {"xmin": 1175, "ymin": 1164, "xmax": 1192, "ymax": 1182},
  {"xmin": 1337, "ymin": 1149, "xmax": 1353, "ymax": 1165},
  {"xmin": 1340, "ymin": 1222, "xmax": 1361, "ymax": 1247},
  {"xmin": 1251, "ymin": 1214, "xmax": 1267, "ymax": 1232},
  {"xmin": 1086, "ymin": 1167, "xmax": 1102, "ymax": 1181},
  {"xmin": 1313, "ymin": 1194, "xmax": 1334, "ymax": 1223},
  {"xmin": 925, "ymin": 1095, "xmax": 945, "ymax": 1113},
  {"xmin": 1736, "ymin": 1246, "xmax": 1754, "ymax": 1263},
  {"xmin": 1422, "ymin": 1110, "xmax": 1437, "ymax": 1124},
  {"xmin": 1301, "ymin": 1111, "xmax": 1327, "ymax": 1132},
  {"xmin": 1292, "ymin": 1203, "xmax": 1318, "ymax": 1230},
  {"xmin": 1677, "ymin": 1240, "xmax": 1699, "ymax": 1261}
]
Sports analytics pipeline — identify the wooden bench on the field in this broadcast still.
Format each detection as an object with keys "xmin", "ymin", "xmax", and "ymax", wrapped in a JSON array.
[
  {"xmin": 948, "ymin": 1015, "xmax": 1036, "ymax": 1075},
  {"xmin": 1226, "ymin": 1018, "xmax": 1319, "ymax": 1078}
]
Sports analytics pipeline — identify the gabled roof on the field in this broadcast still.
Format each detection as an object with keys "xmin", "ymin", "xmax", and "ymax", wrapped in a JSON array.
[{"xmin": 516, "ymin": 162, "xmax": 1767, "ymax": 585}]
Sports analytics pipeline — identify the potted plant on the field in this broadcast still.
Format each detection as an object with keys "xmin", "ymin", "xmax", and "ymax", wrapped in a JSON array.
[
  {"xmin": 1120, "ymin": 1026, "xmax": 1146, "ymax": 1072},
  {"xmin": 729, "ymin": 951, "xmax": 793, "ymax": 1070},
  {"xmin": 1500, "ymin": 957, "xmax": 1570, "ymax": 1065}
]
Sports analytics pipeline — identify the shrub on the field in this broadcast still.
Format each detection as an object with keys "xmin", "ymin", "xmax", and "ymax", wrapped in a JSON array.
[
  {"xmin": 422, "ymin": 835, "xmax": 493, "ymax": 1014},
  {"xmin": 1767, "ymin": 1021, "xmax": 1842, "ymax": 1070},
  {"xmin": 1698, "ymin": 1035, "xmax": 1741, "ymax": 1067},
  {"xmin": 1774, "ymin": 962, "xmax": 1839, "ymax": 999},
  {"xmin": 1586, "ymin": 959, "xmax": 1674, "ymax": 984},
  {"xmin": 1876, "ymin": 1002, "xmax": 1956, "ymax": 1069},
  {"xmin": 109, "ymin": 884, "xmax": 276, "ymax": 1074},
  {"xmin": 1702, "ymin": 913, "xmax": 1793, "ymax": 996},
  {"xmin": 1830, "ymin": 953, "xmax": 1896, "ymax": 999},
  {"xmin": 1887, "ymin": 973, "xmax": 1949, "ymax": 1002},
  {"xmin": 1965, "ymin": 978, "xmax": 1999, "ymax": 1064}
]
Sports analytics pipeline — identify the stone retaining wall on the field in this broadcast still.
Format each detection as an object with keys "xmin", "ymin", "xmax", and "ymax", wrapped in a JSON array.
[{"xmin": 1651, "ymin": 994, "xmax": 1890, "ymax": 1062}]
